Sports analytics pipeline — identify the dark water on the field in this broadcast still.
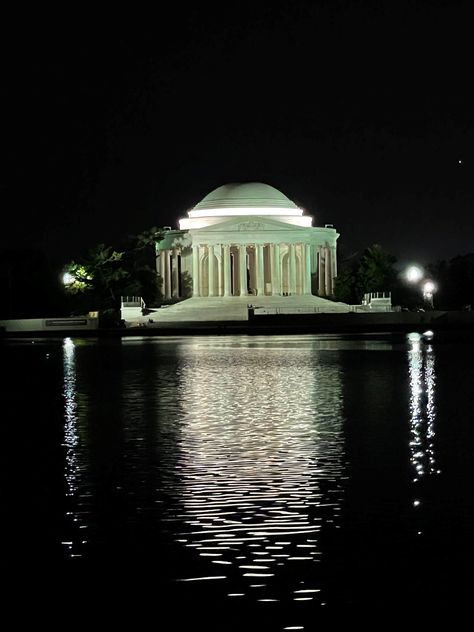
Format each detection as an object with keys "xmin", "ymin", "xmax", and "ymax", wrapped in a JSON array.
[{"xmin": 2, "ymin": 333, "xmax": 474, "ymax": 625}]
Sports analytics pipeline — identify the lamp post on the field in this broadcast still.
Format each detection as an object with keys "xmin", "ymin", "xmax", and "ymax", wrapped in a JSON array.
[
  {"xmin": 422, "ymin": 280, "xmax": 436, "ymax": 310},
  {"xmin": 405, "ymin": 265, "xmax": 437, "ymax": 310}
]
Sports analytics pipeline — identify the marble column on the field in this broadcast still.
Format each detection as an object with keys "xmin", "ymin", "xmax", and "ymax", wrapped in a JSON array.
[
  {"xmin": 304, "ymin": 243, "xmax": 312, "ymax": 295},
  {"xmin": 272, "ymin": 244, "xmax": 281, "ymax": 295},
  {"xmin": 155, "ymin": 247, "xmax": 160, "ymax": 274},
  {"xmin": 192, "ymin": 245, "xmax": 200, "ymax": 297},
  {"xmin": 269, "ymin": 245, "xmax": 274, "ymax": 295},
  {"xmin": 231, "ymin": 251, "xmax": 237, "ymax": 296},
  {"xmin": 172, "ymin": 249, "xmax": 179, "ymax": 298},
  {"xmin": 331, "ymin": 246, "xmax": 337, "ymax": 293},
  {"xmin": 239, "ymin": 244, "xmax": 247, "ymax": 296},
  {"xmin": 324, "ymin": 246, "xmax": 331, "ymax": 296},
  {"xmin": 223, "ymin": 244, "xmax": 231, "ymax": 297},
  {"xmin": 256, "ymin": 244, "xmax": 264, "ymax": 296},
  {"xmin": 289, "ymin": 243, "xmax": 297, "ymax": 295},
  {"xmin": 159, "ymin": 251, "xmax": 166, "ymax": 296},
  {"xmin": 318, "ymin": 247, "xmax": 325, "ymax": 296},
  {"xmin": 208, "ymin": 245, "xmax": 216, "ymax": 297},
  {"xmin": 217, "ymin": 245, "xmax": 223, "ymax": 297},
  {"xmin": 165, "ymin": 250, "xmax": 171, "ymax": 300}
]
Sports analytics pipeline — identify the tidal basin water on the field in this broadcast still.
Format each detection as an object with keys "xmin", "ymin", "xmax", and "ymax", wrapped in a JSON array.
[{"xmin": 2, "ymin": 333, "xmax": 474, "ymax": 625}]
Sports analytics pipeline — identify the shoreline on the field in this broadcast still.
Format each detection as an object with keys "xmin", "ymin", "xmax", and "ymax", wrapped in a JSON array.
[{"xmin": 2, "ymin": 310, "xmax": 474, "ymax": 338}]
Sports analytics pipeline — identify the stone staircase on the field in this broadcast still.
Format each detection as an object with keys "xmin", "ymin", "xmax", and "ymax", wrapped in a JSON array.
[{"xmin": 128, "ymin": 294, "xmax": 350, "ymax": 325}]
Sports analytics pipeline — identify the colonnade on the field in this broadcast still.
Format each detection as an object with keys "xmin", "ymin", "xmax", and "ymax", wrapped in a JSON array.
[
  {"xmin": 158, "ymin": 248, "xmax": 180, "ymax": 300},
  {"xmin": 159, "ymin": 243, "xmax": 336, "ymax": 298}
]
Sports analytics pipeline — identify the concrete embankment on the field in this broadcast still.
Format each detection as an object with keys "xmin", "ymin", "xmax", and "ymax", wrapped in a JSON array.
[{"xmin": 2, "ymin": 310, "xmax": 474, "ymax": 337}]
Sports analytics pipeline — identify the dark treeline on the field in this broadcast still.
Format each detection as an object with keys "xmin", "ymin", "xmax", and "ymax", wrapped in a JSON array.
[
  {"xmin": 427, "ymin": 254, "xmax": 474, "ymax": 310},
  {"xmin": 335, "ymin": 246, "xmax": 474, "ymax": 310},
  {"xmin": 0, "ymin": 249, "xmax": 67, "ymax": 319},
  {"xmin": 0, "ymin": 228, "xmax": 163, "ymax": 321}
]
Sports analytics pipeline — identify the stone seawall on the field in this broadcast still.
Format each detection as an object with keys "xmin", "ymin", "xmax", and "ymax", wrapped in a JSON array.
[{"xmin": 2, "ymin": 310, "xmax": 474, "ymax": 337}]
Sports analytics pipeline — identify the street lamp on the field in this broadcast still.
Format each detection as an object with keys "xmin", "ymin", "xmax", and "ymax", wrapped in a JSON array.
[
  {"xmin": 406, "ymin": 265, "xmax": 424, "ymax": 283},
  {"xmin": 405, "ymin": 265, "xmax": 438, "ymax": 310},
  {"xmin": 63, "ymin": 272, "xmax": 75, "ymax": 286},
  {"xmin": 422, "ymin": 280, "xmax": 436, "ymax": 310}
]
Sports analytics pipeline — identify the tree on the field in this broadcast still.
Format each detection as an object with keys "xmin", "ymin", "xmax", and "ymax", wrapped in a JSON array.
[
  {"xmin": 66, "ymin": 244, "xmax": 127, "ymax": 306},
  {"xmin": 355, "ymin": 244, "xmax": 398, "ymax": 301},
  {"xmin": 64, "ymin": 227, "xmax": 164, "ymax": 313},
  {"xmin": 334, "ymin": 265, "xmax": 358, "ymax": 304},
  {"xmin": 119, "ymin": 227, "xmax": 163, "ymax": 304},
  {"xmin": 335, "ymin": 244, "xmax": 398, "ymax": 304},
  {"xmin": 426, "ymin": 253, "xmax": 474, "ymax": 309}
]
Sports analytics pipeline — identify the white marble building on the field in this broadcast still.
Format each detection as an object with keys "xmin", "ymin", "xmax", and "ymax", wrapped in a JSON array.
[{"xmin": 157, "ymin": 182, "xmax": 340, "ymax": 299}]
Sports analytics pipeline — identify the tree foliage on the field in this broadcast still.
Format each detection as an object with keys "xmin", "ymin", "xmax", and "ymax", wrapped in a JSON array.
[
  {"xmin": 426, "ymin": 253, "xmax": 474, "ymax": 309},
  {"xmin": 64, "ymin": 227, "xmax": 163, "ymax": 312},
  {"xmin": 335, "ymin": 244, "xmax": 398, "ymax": 304},
  {"xmin": 355, "ymin": 244, "xmax": 398, "ymax": 300}
]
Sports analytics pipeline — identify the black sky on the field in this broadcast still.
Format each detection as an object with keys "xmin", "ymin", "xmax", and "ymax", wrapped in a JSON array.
[{"xmin": 2, "ymin": 1, "xmax": 472, "ymax": 266}]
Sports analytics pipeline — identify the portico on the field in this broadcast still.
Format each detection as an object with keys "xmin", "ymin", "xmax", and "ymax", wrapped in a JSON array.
[
  {"xmin": 156, "ymin": 182, "xmax": 339, "ymax": 305},
  {"xmin": 189, "ymin": 241, "xmax": 316, "ymax": 298}
]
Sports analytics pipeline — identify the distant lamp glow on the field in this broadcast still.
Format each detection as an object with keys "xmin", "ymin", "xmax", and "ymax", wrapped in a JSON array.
[
  {"xmin": 423, "ymin": 281, "xmax": 436, "ymax": 295},
  {"xmin": 422, "ymin": 280, "xmax": 436, "ymax": 309},
  {"xmin": 406, "ymin": 265, "xmax": 423, "ymax": 283},
  {"xmin": 63, "ymin": 272, "xmax": 75, "ymax": 286}
]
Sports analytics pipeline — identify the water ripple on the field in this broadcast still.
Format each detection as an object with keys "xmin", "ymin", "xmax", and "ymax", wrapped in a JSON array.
[{"xmin": 154, "ymin": 338, "xmax": 346, "ymax": 605}]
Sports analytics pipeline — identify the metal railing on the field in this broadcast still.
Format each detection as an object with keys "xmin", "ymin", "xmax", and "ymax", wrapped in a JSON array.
[{"xmin": 121, "ymin": 296, "xmax": 146, "ymax": 308}]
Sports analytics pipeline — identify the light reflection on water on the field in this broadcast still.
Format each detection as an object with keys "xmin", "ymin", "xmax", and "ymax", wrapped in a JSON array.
[
  {"xmin": 56, "ymin": 333, "xmax": 443, "ymax": 617},
  {"xmin": 407, "ymin": 333, "xmax": 439, "ymax": 481},
  {"xmin": 407, "ymin": 332, "xmax": 439, "ymax": 533},
  {"xmin": 61, "ymin": 337, "xmax": 91, "ymax": 558},
  {"xmin": 166, "ymin": 338, "xmax": 346, "ymax": 604},
  {"xmin": 62, "ymin": 337, "xmax": 83, "ymax": 557}
]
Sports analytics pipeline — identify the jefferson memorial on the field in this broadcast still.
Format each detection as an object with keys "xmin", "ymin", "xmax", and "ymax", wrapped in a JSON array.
[{"xmin": 148, "ymin": 182, "xmax": 350, "ymax": 322}]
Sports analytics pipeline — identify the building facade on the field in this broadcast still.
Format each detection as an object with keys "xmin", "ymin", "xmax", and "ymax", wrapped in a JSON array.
[{"xmin": 156, "ymin": 182, "xmax": 339, "ymax": 301}]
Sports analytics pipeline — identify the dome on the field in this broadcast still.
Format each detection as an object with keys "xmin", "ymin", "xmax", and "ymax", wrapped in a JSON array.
[
  {"xmin": 180, "ymin": 182, "xmax": 312, "ymax": 228},
  {"xmin": 192, "ymin": 182, "xmax": 299, "ymax": 212}
]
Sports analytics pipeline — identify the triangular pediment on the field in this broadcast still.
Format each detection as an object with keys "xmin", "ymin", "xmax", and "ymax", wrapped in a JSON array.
[{"xmin": 190, "ymin": 215, "xmax": 311, "ymax": 234}]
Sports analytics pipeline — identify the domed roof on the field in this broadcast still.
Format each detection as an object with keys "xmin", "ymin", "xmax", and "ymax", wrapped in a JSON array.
[{"xmin": 192, "ymin": 182, "xmax": 298, "ymax": 211}]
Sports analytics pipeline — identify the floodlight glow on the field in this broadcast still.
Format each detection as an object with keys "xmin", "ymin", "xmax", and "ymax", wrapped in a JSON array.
[
  {"xmin": 423, "ymin": 281, "xmax": 436, "ymax": 294},
  {"xmin": 63, "ymin": 272, "xmax": 75, "ymax": 285},
  {"xmin": 188, "ymin": 207, "xmax": 304, "ymax": 218},
  {"xmin": 406, "ymin": 266, "xmax": 423, "ymax": 283},
  {"xmin": 179, "ymin": 214, "xmax": 313, "ymax": 229}
]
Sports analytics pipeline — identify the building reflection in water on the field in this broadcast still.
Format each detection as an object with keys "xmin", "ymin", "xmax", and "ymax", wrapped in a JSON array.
[
  {"xmin": 166, "ymin": 335, "xmax": 346, "ymax": 605},
  {"xmin": 407, "ymin": 332, "xmax": 439, "ymax": 514}
]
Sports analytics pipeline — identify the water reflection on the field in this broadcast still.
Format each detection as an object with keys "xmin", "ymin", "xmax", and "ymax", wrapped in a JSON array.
[
  {"xmin": 407, "ymin": 332, "xmax": 439, "ymax": 509},
  {"xmin": 163, "ymin": 336, "xmax": 346, "ymax": 606},
  {"xmin": 62, "ymin": 337, "xmax": 87, "ymax": 557}
]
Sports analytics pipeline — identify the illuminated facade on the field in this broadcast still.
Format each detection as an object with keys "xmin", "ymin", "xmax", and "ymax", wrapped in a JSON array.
[{"xmin": 156, "ymin": 182, "xmax": 339, "ymax": 301}]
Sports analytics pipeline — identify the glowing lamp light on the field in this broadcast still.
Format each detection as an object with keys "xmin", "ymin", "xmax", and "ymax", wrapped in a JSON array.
[
  {"xmin": 423, "ymin": 281, "xmax": 436, "ymax": 295},
  {"xmin": 63, "ymin": 272, "xmax": 75, "ymax": 285},
  {"xmin": 406, "ymin": 265, "xmax": 424, "ymax": 283}
]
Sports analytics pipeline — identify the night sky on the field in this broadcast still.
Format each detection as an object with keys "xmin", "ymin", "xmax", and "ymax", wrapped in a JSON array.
[{"xmin": 2, "ymin": 2, "xmax": 472, "ymax": 266}]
